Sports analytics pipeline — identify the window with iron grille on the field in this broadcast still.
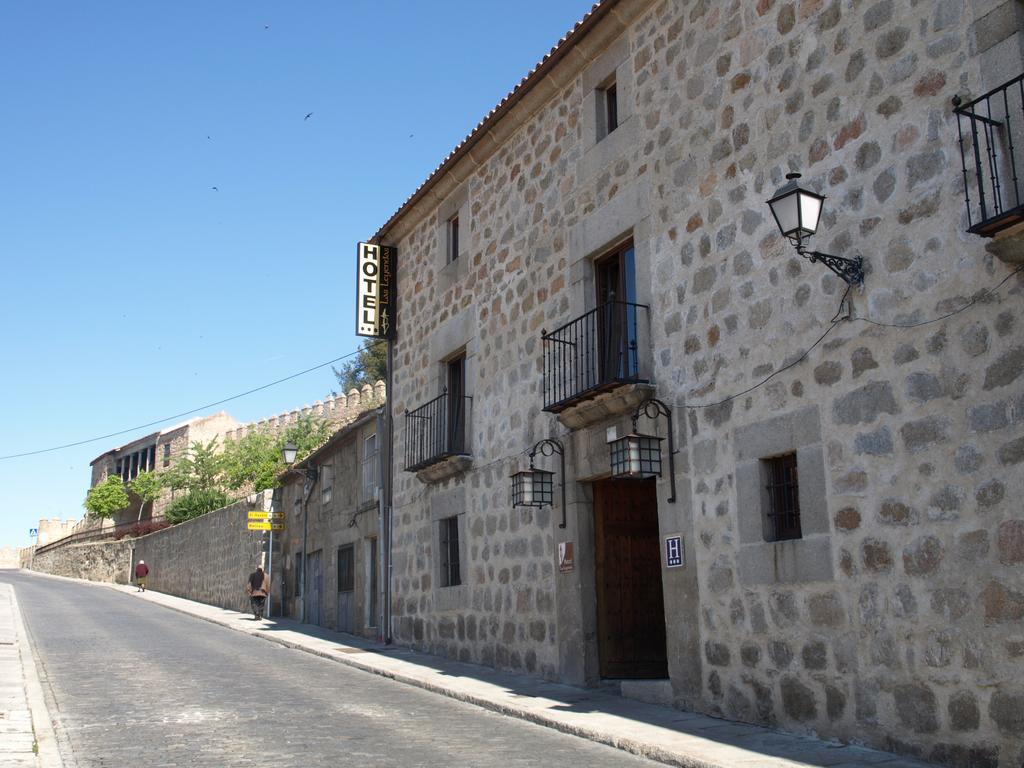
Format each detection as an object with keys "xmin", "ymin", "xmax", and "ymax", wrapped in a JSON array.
[
  {"xmin": 763, "ymin": 453, "xmax": 801, "ymax": 541},
  {"xmin": 337, "ymin": 545, "xmax": 354, "ymax": 593},
  {"xmin": 163, "ymin": 443, "xmax": 171, "ymax": 467},
  {"xmin": 439, "ymin": 515, "xmax": 461, "ymax": 587}
]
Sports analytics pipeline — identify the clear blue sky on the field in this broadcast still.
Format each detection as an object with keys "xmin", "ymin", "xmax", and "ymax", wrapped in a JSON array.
[{"xmin": 0, "ymin": 1, "xmax": 595, "ymax": 548}]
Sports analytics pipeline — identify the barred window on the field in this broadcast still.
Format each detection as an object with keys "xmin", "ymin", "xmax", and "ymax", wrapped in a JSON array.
[
  {"xmin": 337, "ymin": 545, "xmax": 354, "ymax": 593},
  {"xmin": 763, "ymin": 453, "xmax": 801, "ymax": 542},
  {"xmin": 439, "ymin": 516, "xmax": 461, "ymax": 587}
]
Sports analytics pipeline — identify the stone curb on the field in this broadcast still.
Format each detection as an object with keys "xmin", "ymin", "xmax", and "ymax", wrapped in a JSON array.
[{"xmin": 7, "ymin": 585, "xmax": 63, "ymax": 768}]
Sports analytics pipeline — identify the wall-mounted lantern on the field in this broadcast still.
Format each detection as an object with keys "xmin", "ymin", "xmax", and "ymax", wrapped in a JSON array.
[
  {"xmin": 511, "ymin": 438, "xmax": 567, "ymax": 529},
  {"xmin": 608, "ymin": 398, "xmax": 676, "ymax": 503},
  {"xmin": 767, "ymin": 172, "xmax": 865, "ymax": 286}
]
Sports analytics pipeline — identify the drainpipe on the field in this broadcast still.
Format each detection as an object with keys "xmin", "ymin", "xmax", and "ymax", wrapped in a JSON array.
[
  {"xmin": 384, "ymin": 338, "xmax": 394, "ymax": 643},
  {"xmin": 298, "ymin": 464, "xmax": 318, "ymax": 624}
]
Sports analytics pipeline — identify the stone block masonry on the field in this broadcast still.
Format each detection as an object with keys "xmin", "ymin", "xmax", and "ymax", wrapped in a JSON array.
[
  {"xmin": 29, "ymin": 493, "xmax": 270, "ymax": 615},
  {"xmin": 378, "ymin": 0, "xmax": 1024, "ymax": 766}
]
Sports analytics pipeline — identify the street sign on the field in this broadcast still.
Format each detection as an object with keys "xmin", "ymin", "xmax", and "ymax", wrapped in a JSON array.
[
  {"xmin": 248, "ymin": 511, "xmax": 285, "ymax": 521},
  {"xmin": 248, "ymin": 522, "xmax": 285, "ymax": 531},
  {"xmin": 29, "ymin": 528, "xmax": 38, "ymax": 538}
]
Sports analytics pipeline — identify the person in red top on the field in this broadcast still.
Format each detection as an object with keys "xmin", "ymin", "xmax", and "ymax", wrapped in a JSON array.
[{"xmin": 134, "ymin": 560, "xmax": 149, "ymax": 592}]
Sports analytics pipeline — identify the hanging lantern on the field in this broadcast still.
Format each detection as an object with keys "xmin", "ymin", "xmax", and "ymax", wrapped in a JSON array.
[
  {"xmin": 511, "ymin": 465, "xmax": 555, "ymax": 507},
  {"xmin": 609, "ymin": 431, "xmax": 664, "ymax": 479}
]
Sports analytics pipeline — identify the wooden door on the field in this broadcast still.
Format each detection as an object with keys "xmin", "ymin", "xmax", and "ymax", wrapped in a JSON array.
[
  {"xmin": 307, "ymin": 550, "xmax": 323, "ymax": 626},
  {"xmin": 337, "ymin": 545, "xmax": 355, "ymax": 633},
  {"xmin": 594, "ymin": 478, "xmax": 668, "ymax": 678}
]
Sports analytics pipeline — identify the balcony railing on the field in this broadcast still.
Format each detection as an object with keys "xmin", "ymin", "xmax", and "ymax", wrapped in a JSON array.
[
  {"xmin": 403, "ymin": 390, "xmax": 472, "ymax": 472},
  {"xmin": 542, "ymin": 301, "xmax": 650, "ymax": 412},
  {"xmin": 954, "ymin": 72, "xmax": 1024, "ymax": 236}
]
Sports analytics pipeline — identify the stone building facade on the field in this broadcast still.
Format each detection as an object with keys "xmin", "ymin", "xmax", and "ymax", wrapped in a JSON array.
[
  {"xmin": 376, "ymin": 1, "xmax": 1024, "ymax": 765},
  {"xmin": 277, "ymin": 409, "xmax": 384, "ymax": 640}
]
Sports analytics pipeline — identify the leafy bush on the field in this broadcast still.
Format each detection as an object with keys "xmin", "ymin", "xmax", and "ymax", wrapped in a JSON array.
[{"xmin": 164, "ymin": 489, "xmax": 230, "ymax": 524}]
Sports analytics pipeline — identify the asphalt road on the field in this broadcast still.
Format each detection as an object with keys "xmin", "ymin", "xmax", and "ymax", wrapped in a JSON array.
[{"xmin": 2, "ymin": 571, "xmax": 660, "ymax": 767}]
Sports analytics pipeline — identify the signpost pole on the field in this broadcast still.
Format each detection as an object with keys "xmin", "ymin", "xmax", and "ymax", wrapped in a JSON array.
[{"xmin": 267, "ymin": 530, "xmax": 273, "ymax": 619}]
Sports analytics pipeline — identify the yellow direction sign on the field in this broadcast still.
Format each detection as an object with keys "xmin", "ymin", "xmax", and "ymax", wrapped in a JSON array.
[
  {"xmin": 248, "ymin": 511, "xmax": 285, "ymax": 521},
  {"xmin": 247, "ymin": 522, "xmax": 285, "ymax": 531}
]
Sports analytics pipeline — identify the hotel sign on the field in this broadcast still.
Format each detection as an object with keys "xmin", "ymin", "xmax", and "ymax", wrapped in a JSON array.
[{"xmin": 356, "ymin": 242, "xmax": 396, "ymax": 339}]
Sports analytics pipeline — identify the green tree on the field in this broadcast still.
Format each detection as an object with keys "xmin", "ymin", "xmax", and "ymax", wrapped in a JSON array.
[
  {"xmin": 221, "ymin": 429, "xmax": 280, "ymax": 493},
  {"xmin": 128, "ymin": 470, "xmax": 163, "ymax": 523},
  {"xmin": 221, "ymin": 414, "xmax": 331, "ymax": 494},
  {"xmin": 161, "ymin": 439, "xmax": 224, "ymax": 496},
  {"xmin": 83, "ymin": 475, "xmax": 130, "ymax": 519},
  {"xmin": 333, "ymin": 339, "xmax": 386, "ymax": 392}
]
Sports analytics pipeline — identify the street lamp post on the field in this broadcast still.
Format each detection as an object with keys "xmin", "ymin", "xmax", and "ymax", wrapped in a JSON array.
[{"xmin": 282, "ymin": 442, "xmax": 317, "ymax": 624}]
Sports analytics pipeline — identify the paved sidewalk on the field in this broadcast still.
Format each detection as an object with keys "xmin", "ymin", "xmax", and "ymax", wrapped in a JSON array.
[
  {"xmin": 115, "ymin": 583, "xmax": 933, "ymax": 768},
  {"xmin": 0, "ymin": 582, "xmax": 60, "ymax": 768}
]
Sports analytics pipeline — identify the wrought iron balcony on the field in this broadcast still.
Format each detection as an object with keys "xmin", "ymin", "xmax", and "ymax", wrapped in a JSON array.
[
  {"xmin": 954, "ymin": 73, "xmax": 1024, "ymax": 236},
  {"xmin": 403, "ymin": 390, "xmax": 472, "ymax": 472},
  {"xmin": 542, "ymin": 301, "xmax": 650, "ymax": 412}
]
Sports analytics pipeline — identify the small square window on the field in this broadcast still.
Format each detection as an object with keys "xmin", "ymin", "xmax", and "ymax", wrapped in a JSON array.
[
  {"xmin": 439, "ymin": 515, "xmax": 461, "ymax": 587},
  {"xmin": 763, "ymin": 453, "xmax": 801, "ymax": 542},
  {"xmin": 447, "ymin": 214, "xmax": 460, "ymax": 263}
]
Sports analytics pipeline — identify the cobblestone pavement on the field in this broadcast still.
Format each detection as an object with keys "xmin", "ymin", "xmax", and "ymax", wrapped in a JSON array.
[{"xmin": 1, "ymin": 571, "xmax": 661, "ymax": 767}]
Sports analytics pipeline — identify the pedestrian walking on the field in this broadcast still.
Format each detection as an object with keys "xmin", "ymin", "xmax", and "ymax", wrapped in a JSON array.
[
  {"xmin": 135, "ymin": 560, "xmax": 149, "ymax": 592},
  {"xmin": 246, "ymin": 565, "xmax": 270, "ymax": 620}
]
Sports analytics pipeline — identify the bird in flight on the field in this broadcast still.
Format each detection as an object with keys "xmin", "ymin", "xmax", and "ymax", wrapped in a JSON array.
[
  {"xmin": 304, "ymin": 112, "xmax": 314, "ymax": 121},
  {"xmin": 212, "ymin": 186, "xmax": 219, "ymax": 192}
]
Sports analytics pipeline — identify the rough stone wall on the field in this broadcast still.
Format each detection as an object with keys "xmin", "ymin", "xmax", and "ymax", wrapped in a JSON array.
[
  {"xmin": 384, "ymin": 0, "xmax": 1024, "ymax": 764},
  {"xmin": 31, "ymin": 539, "xmax": 134, "ymax": 584},
  {"xmin": 29, "ymin": 494, "xmax": 269, "ymax": 613},
  {"xmin": 131, "ymin": 494, "xmax": 269, "ymax": 614},
  {"xmin": 628, "ymin": 2, "xmax": 1023, "ymax": 765}
]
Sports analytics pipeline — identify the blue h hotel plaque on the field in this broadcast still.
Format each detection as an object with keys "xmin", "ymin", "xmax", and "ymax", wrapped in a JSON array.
[{"xmin": 356, "ymin": 242, "xmax": 396, "ymax": 339}]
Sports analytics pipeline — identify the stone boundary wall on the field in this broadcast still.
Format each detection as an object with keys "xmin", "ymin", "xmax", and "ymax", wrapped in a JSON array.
[
  {"xmin": 223, "ymin": 381, "xmax": 385, "ymax": 443},
  {"xmin": 130, "ymin": 493, "xmax": 271, "ymax": 614},
  {"xmin": 31, "ymin": 538, "xmax": 134, "ymax": 584},
  {"xmin": 27, "ymin": 492, "xmax": 272, "ymax": 614}
]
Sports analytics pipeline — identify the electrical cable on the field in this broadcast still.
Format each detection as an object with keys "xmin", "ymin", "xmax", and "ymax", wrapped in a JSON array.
[
  {"xmin": 682, "ymin": 263, "xmax": 1022, "ymax": 410},
  {"xmin": 850, "ymin": 263, "xmax": 1023, "ymax": 328},
  {"xmin": 0, "ymin": 342, "xmax": 385, "ymax": 461}
]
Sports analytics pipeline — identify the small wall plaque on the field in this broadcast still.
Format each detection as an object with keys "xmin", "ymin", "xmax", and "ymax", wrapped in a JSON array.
[{"xmin": 665, "ymin": 534, "xmax": 684, "ymax": 568}]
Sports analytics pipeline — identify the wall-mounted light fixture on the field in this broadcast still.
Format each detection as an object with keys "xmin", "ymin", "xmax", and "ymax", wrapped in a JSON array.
[
  {"xmin": 511, "ymin": 438, "xmax": 567, "ymax": 529},
  {"xmin": 767, "ymin": 172, "xmax": 865, "ymax": 286},
  {"xmin": 608, "ymin": 398, "xmax": 676, "ymax": 503}
]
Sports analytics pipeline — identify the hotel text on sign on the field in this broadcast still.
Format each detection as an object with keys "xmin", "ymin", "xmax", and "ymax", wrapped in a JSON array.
[{"xmin": 356, "ymin": 242, "xmax": 396, "ymax": 339}]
